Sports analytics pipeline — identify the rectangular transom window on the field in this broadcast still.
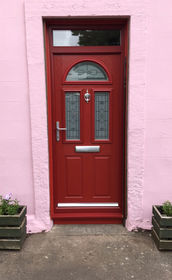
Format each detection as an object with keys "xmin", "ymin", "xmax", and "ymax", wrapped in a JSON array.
[{"xmin": 53, "ymin": 30, "xmax": 120, "ymax": 46}]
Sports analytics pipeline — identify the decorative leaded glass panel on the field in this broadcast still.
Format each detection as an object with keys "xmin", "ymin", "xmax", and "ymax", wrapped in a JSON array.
[
  {"xmin": 65, "ymin": 92, "xmax": 80, "ymax": 140},
  {"xmin": 66, "ymin": 61, "xmax": 108, "ymax": 81},
  {"xmin": 95, "ymin": 92, "xmax": 109, "ymax": 140}
]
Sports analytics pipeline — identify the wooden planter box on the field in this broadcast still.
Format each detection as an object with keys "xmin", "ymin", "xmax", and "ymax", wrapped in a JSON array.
[
  {"xmin": 152, "ymin": 205, "xmax": 172, "ymax": 250},
  {"xmin": 0, "ymin": 206, "xmax": 27, "ymax": 250}
]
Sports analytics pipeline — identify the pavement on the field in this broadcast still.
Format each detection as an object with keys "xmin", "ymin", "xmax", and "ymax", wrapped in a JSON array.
[{"xmin": 0, "ymin": 225, "xmax": 172, "ymax": 280}]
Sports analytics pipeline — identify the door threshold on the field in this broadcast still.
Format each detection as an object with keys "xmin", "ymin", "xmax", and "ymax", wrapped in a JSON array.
[
  {"xmin": 57, "ymin": 202, "xmax": 119, "ymax": 207},
  {"xmin": 52, "ymin": 212, "xmax": 123, "ymax": 224}
]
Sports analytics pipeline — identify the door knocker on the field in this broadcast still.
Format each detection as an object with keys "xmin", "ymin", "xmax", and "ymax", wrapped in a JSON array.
[{"xmin": 84, "ymin": 90, "xmax": 91, "ymax": 103}]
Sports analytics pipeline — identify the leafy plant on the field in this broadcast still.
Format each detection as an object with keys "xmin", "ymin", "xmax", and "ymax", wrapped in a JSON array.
[
  {"xmin": 0, "ymin": 193, "xmax": 20, "ymax": 215},
  {"xmin": 162, "ymin": 201, "xmax": 172, "ymax": 217}
]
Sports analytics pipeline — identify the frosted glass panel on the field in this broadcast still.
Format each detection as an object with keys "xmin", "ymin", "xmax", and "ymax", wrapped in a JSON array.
[
  {"xmin": 66, "ymin": 61, "xmax": 108, "ymax": 81},
  {"xmin": 65, "ymin": 92, "xmax": 80, "ymax": 140},
  {"xmin": 95, "ymin": 92, "xmax": 109, "ymax": 140}
]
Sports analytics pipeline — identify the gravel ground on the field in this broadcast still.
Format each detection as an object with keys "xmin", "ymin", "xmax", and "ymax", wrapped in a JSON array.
[{"xmin": 0, "ymin": 225, "xmax": 172, "ymax": 280}]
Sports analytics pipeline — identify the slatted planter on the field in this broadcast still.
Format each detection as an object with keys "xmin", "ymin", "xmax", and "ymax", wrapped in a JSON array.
[
  {"xmin": 0, "ymin": 206, "xmax": 27, "ymax": 250},
  {"xmin": 152, "ymin": 205, "xmax": 172, "ymax": 250}
]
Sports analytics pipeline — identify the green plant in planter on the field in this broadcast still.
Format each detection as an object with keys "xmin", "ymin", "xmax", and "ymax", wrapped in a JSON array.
[
  {"xmin": 162, "ymin": 200, "xmax": 172, "ymax": 216},
  {"xmin": 0, "ymin": 193, "xmax": 27, "ymax": 250},
  {"xmin": 152, "ymin": 201, "xmax": 172, "ymax": 250},
  {"xmin": 0, "ymin": 193, "xmax": 20, "ymax": 215}
]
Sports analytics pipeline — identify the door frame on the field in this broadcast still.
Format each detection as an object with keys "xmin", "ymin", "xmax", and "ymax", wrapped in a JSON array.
[{"xmin": 44, "ymin": 17, "xmax": 129, "ymax": 224}]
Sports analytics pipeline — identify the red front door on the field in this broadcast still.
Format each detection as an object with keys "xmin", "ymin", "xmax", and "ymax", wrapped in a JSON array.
[{"xmin": 51, "ymin": 53, "xmax": 125, "ymax": 223}]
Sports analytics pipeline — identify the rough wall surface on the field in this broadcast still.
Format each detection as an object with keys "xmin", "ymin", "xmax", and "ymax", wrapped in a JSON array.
[
  {"xmin": 143, "ymin": 1, "xmax": 172, "ymax": 226},
  {"xmin": 1, "ymin": 0, "xmax": 172, "ymax": 232},
  {"xmin": 24, "ymin": 0, "xmax": 147, "ymax": 232}
]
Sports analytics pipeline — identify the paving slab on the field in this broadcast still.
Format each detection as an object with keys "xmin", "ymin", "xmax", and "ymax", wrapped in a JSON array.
[{"xmin": 0, "ymin": 225, "xmax": 172, "ymax": 280}]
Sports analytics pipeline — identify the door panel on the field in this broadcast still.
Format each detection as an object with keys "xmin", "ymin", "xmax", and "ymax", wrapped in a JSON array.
[
  {"xmin": 94, "ymin": 92, "xmax": 109, "ymax": 140},
  {"xmin": 52, "ymin": 53, "xmax": 124, "ymax": 219},
  {"xmin": 65, "ymin": 156, "xmax": 83, "ymax": 197},
  {"xmin": 94, "ymin": 156, "xmax": 111, "ymax": 197},
  {"xmin": 65, "ymin": 92, "xmax": 80, "ymax": 140}
]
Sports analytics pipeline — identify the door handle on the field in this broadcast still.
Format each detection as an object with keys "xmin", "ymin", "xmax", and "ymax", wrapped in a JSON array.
[{"xmin": 56, "ymin": 121, "xmax": 67, "ymax": 141}]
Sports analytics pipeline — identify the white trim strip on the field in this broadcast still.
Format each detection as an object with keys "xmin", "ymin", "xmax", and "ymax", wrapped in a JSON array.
[{"xmin": 57, "ymin": 203, "xmax": 119, "ymax": 207}]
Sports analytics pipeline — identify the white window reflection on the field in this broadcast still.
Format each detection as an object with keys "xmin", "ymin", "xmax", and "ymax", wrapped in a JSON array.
[
  {"xmin": 53, "ymin": 30, "xmax": 120, "ymax": 46},
  {"xmin": 66, "ymin": 61, "xmax": 108, "ymax": 81}
]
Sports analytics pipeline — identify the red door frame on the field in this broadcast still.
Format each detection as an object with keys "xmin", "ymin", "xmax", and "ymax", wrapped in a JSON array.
[{"xmin": 43, "ymin": 17, "xmax": 129, "ymax": 224}]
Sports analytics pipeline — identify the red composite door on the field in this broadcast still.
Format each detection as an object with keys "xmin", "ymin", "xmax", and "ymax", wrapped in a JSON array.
[{"xmin": 51, "ymin": 52, "xmax": 124, "ymax": 223}]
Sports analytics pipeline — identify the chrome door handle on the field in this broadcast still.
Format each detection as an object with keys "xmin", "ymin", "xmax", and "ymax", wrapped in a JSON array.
[{"xmin": 56, "ymin": 121, "xmax": 67, "ymax": 141}]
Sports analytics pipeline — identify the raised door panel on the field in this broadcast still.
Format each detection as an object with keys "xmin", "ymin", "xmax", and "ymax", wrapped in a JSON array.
[
  {"xmin": 93, "ymin": 156, "xmax": 111, "ymax": 198},
  {"xmin": 65, "ymin": 156, "xmax": 83, "ymax": 198}
]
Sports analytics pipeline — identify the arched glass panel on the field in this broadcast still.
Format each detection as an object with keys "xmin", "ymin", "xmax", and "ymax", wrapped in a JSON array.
[{"xmin": 66, "ymin": 61, "xmax": 108, "ymax": 81}]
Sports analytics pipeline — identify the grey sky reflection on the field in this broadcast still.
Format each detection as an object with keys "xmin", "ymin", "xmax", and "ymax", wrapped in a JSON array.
[{"xmin": 53, "ymin": 30, "xmax": 80, "ymax": 46}]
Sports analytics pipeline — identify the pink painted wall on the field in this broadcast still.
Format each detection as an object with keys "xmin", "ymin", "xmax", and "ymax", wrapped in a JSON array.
[
  {"xmin": 0, "ymin": 1, "xmax": 34, "ymax": 216},
  {"xmin": 143, "ymin": 1, "xmax": 172, "ymax": 227},
  {"xmin": 0, "ymin": 0, "xmax": 172, "ymax": 232}
]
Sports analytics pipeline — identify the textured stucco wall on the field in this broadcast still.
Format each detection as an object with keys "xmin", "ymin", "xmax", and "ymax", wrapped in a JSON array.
[
  {"xmin": 1, "ymin": 0, "xmax": 172, "ymax": 232},
  {"xmin": 24, "ymin": 0, "xmax": 147, "ymax": 232},
  {"xmin": 143, "ymin": 1, "xmax": 172, "ymax": 227}
]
